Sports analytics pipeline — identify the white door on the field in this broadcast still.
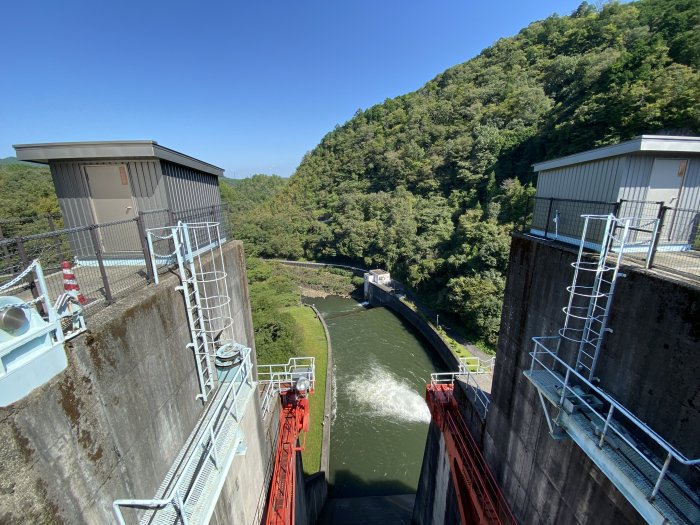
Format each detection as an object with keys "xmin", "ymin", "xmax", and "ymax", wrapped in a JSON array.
[
  {"xmin": 84, "ymin": 165, "xmax": 140, "ymax": 252},
  {"xmin": 647, "ymin": 159, "xmax": 686, "ymax": 206}
]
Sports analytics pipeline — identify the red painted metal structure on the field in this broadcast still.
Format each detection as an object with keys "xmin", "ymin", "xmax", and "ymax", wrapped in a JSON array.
[
  {"xmin": 426, "ymin": 383, "xmax": 518, "ymax": 525},
  {"xmin": 265, "ymin": 391, "xmax": 310, "ymax": 525}
]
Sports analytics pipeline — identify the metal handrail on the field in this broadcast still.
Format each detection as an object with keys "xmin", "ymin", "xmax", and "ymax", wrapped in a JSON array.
[
  {"xmin": 458, "ymin": 355, "xmax": 495, "ymax": 374},
  {"xmin": 257, "ymin": 357, "xmax": 316, "ymax": 392},
  {"xmin": 431, "ymin": 358, "xmax": 494, "ymax": 418},
  {"xmin": 529, "ymin": 336, "xmax": 700, "ymax": 499},
  {"xmin": 113, "ymin": 347, "xmax": 253, "ymax": 524}
]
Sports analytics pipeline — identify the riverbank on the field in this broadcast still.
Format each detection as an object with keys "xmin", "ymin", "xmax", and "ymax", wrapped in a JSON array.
[{"xmin": 283, "ymin": 305, "xmax": 328, "ymax": 475}]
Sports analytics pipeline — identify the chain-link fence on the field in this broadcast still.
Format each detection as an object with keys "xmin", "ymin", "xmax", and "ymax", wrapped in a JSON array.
[{"xmin": 0, "ymin": 204, "xmax": 231, "ymax": 316}]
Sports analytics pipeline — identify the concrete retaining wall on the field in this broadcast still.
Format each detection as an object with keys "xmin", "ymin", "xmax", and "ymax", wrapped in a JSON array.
[
  {"xmin": 485, "ymin": 235, "xmax": 699, "ymax": 524},
  {"xmin": 0, "ymin": 241, "xmax": 269, "ymax": 524},
  {"xmin": 412, "ymin": 423, "xmax": 460, "ymax": 525},
  {"xmin": 412, "ymin": 235, "xmax": 699, "ymax": 525},
  {"xmin": 309, "ymin": 304, "xmax": 333, "ymax": 479}
]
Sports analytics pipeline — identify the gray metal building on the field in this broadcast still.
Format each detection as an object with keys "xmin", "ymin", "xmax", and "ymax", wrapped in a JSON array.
[
  {"xmin": 14, "ymin": 141, "xmax": 225, "ymax": 256},
  {"xmin": 531, "ymin": 135, "xmax": 700, "ymax": 247}
]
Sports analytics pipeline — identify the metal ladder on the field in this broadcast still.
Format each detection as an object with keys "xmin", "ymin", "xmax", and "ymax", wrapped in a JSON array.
[
  {"xmin": 173, "ymin": 224, "xmax": 215, "ymax": 402},
  {"xmin": 147, "ymin": 221, "xmax": 236, "ymax": 403},
  {"xmin": 559, "ymin": 215, "xmax": 632, "ymax": 381}
]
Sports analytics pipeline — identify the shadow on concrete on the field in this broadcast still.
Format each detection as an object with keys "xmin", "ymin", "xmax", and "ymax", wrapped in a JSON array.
[
  {"xmin": 319, "ymin": 471, "xmax": 416, "ymax": 525},
  {"xmin": 329, "ymin": 469, "xmax": 415, "ymax": 499}
]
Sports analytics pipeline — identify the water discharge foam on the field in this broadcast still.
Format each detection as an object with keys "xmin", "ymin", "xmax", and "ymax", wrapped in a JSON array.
[{"xmin": 347, "ymin": 364, "xmax": 431, "ymax": 424}]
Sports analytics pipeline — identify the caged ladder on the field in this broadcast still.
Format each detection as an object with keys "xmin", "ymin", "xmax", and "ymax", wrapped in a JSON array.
[
  {"xmin": 147, "ymin": 221, "xmax": 240, "ymax": 403},
  {"xmin": 558, "ymin": 214, "xmax": 632, "ymax": 381}
]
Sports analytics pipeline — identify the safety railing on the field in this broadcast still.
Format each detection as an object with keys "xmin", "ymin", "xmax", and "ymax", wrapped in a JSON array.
[
  {"xmin": 528, "ymin": 336, "xmax": 700, "ymax": 502},
  {"xmin": 459, "ymin": 355, "xmax": 495, "ymax": 374},
  {"xmin": 257, "ymin": 357, "xmax": 316, "ymax": 422},
  {"xmin": 259, "ymin": 380, "xmax": 278, "ymax": 419},
  {"xmin": 522, "ymin": 197, "xmax": 699, "ymax": 280},
  {"xmin": 258, "ymin": 357, "xmax": 316, "ymax": 393},
  {"xmin": 113, "ymin": 346, "xmax": 253, "ymax": 524},
  {"xmin": 0, "ymin": 204, "xmax": 230, "ymax": 319},
  {"xmin": 431, "ymin": 356, "xmax": 494, "ymax": 419}
]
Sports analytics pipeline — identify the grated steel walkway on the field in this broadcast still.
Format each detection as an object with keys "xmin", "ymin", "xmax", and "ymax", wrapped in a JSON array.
[{"xmin": 525, "ymin": 369, "xmax": 700, "ymax": 525}]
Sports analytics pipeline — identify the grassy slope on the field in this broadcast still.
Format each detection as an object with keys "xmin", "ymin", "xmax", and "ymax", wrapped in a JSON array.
[{"xmin": 283, "ymin": 305, "xmax": 328, "ymax": 475}]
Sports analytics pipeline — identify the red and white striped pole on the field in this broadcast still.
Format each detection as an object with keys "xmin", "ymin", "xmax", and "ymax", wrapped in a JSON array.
[{"xmin": 62, "ymin": 261, "xmax": 87, "ymax": 305}]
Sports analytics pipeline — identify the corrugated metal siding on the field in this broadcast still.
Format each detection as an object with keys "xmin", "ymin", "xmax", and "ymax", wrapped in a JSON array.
[
  {"xmin": 617, "ymin": 155, "xmax": 654, "ymax": 202},
  {"xmin": 536, "ymin": 157, "xmax": 624, "ymax": 202},
  {"xmin": 161, "ymin": 160, "xmax": 221, "ymax": 212},
  {"xmin": 127, "ymin": 160, "xmax": 169, "ymax": 212},
  {"xmin": 51, "ymin": 159, "xmax": 169, "ymax": 221},
  {"xmin": 678, "ymin": 158, "xmax": 700, "ymax": 210},
  {"xmin": 51, "ymin": 159, "xmax": 170, "ymax": 256},
  {"xmin": 50, "ymin": 161, "xmax": 95, "ymax": 256}
]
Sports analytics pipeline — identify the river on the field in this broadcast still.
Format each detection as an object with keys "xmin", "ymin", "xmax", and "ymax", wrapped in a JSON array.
[{"xmin": 307, "ymin": 295, "xmax": 447, "ymax": 498}]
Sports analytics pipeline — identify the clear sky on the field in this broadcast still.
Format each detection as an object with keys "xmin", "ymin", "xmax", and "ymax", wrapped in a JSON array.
[{"xmin": 2, "ymin": 0, "xmax": 588, "ymax": 178}]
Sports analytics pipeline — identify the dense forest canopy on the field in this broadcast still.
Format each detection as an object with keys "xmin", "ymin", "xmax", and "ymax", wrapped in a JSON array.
[
  {"xmin": 226, "ymin": 0, "xmax": 700, "ymax": 345},
  {"xmin": 2, "ymin": 1, "xmax": 697, "ymax": 346}
]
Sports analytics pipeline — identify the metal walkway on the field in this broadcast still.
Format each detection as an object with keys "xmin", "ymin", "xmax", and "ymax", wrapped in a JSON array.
[
  {"xmin": 113, "ymin": 344, "xmax": 255, "ymax": 525},
  {"xmin": 525, "ymin": 363, "xmax": 700, "ymax": 524}
]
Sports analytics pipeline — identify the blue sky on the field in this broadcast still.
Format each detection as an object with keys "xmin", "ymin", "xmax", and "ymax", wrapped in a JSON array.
[{"xmin": 2, "ymin": 0, "xmax": 587, "ymax": 178}]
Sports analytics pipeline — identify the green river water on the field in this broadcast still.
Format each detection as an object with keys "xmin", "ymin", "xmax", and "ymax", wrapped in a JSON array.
[{"xmin": 307, "ymin": 295, "xmax": 447, "ymax": 498}]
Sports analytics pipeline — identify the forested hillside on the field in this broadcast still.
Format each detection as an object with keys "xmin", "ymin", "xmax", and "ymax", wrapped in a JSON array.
[{"xmin": 231, "ymin": 0, "xmax": 700, "ymax": 346}]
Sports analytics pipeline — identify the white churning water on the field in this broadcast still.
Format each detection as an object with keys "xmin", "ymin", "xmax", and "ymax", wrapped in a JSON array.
[{"xmin": 347, "ymin": 364, "xmax": 431, "ymax": 424}]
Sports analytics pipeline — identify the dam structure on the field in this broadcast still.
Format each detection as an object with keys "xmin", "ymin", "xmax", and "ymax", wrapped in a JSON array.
[
  {"xmin": 0, "ymin": 140, "xmax": 698, "ymax": 524},
  {"xmin": 2, "ymin": 216, "xmax": 698, "ymax": 524},
  {"xmin": 407, "ymin": 221, "xmax": 699, "ymax": 525}
]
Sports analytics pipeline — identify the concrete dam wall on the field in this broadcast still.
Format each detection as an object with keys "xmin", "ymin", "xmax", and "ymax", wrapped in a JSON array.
[
  {"xmin": 0, "ymin": 241, "xmax": 278, "ymax": 524},
  {"xmin": 414, "ymin": 234, "xmax": 699, "ymax": 525}
]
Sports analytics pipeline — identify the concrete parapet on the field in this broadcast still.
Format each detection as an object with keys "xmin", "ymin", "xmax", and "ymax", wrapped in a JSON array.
[
  {"xmin": 309, "ymin": 304, "xmax": 333, "ymax": 479},
  {"xmin": 486, "ymin": 235, "xmax": 699, "ymax": 524}
]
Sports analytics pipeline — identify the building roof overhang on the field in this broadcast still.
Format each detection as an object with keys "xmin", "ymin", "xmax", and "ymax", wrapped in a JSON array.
[
  {"xmin": 532, "ymin": 135, "xmax": 700, "ymax": 173},
  {"xmin": 13, "ymin": 140, "xmax": 224, "ymax": 177}
]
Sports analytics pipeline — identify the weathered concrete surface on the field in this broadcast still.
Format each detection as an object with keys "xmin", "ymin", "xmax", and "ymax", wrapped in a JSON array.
[
  {"xmin": 319, "ymin": 494, "xmax": 415, "ymax": 525},
  {"xmin": 0, "ymin": 240, "xmax": 264, "ymax": 523},
  {"xmin": 412, "ymin": 235, "xmax": 699, "ymax": 525},
  {"xmin": 412, "ymin": 423, "xmax": 459, "ymax": 525},
  {"xmin": 366, "ymin": 282, "xmax": 458, "ymax": 370},
  {"xmin": 484, "ymin": 235, "xmax": 699, "ymax": 524}
]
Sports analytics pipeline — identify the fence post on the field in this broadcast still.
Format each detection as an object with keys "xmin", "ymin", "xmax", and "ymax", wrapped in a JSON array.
[
  {"xmin": 16, "ymin": 237, "xmax": 38, "ymax": 300},
  {"xmin": 613, "ymin": 200, "xmax": 622, "ymax": 217},
  {"xmin": 169, "ymin": 208, "xmax": 177, "ymax": 226},
  {"xmin": 647, "ymin": 205, "xmax": 668, "ymax": 270},
  {"xmin": 46, "ymin": 215, "xmax": 65, "ymax": 263},
  {"xmin": 89, "ymin": 226, "xmax": 114, "ymax": 304},
  {"xmin": 136, "ymin": 215, "xmax": 154, "ymax": 283},
  {"xmin": 543, "ymin": 198, "xmax": 554, "ymax": 239}
]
